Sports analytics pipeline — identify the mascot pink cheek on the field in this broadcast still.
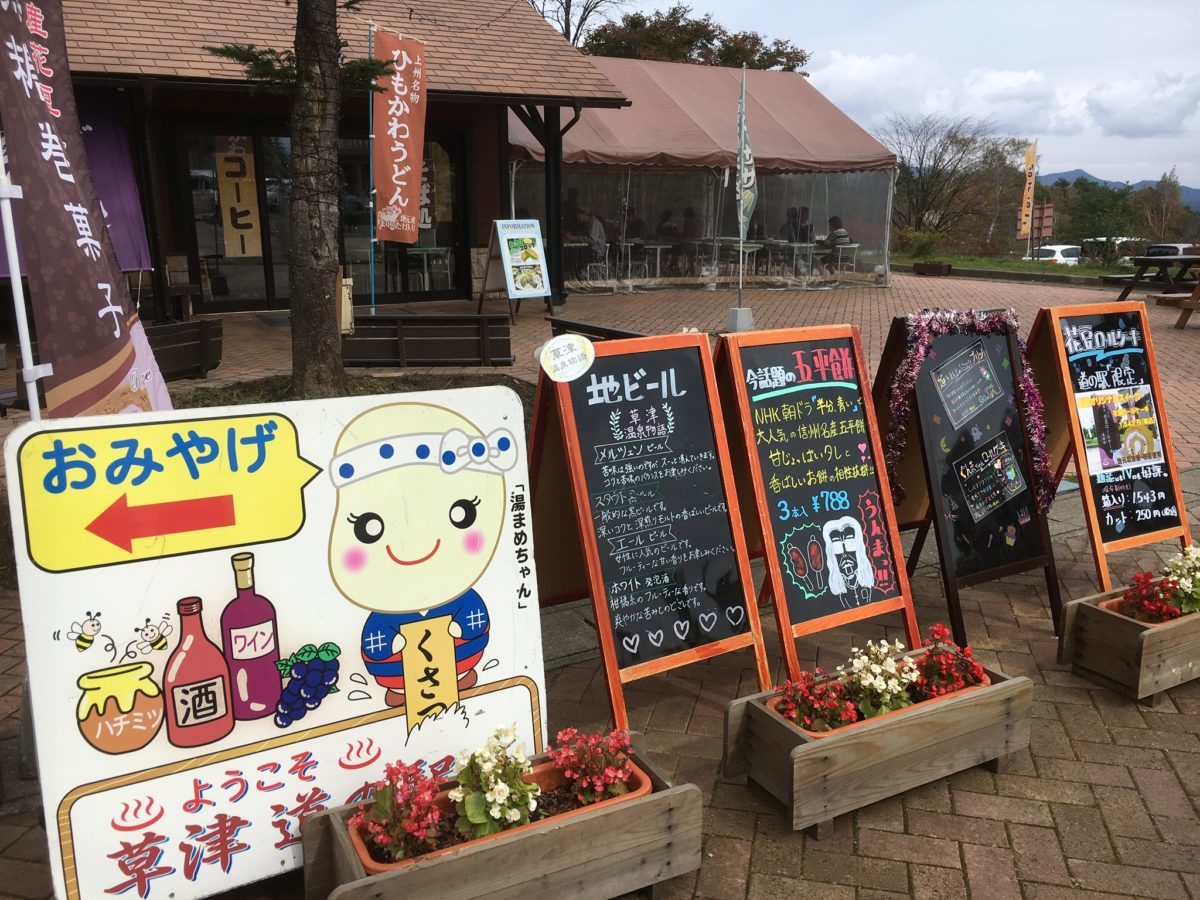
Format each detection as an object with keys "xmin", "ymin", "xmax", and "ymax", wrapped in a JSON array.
[
  {"xmin": 463, "ymin": 529, "xmax": 485, "ymax": 555},
  {"xmin": 342, "ymin": 547, "xmax": 368, "ymax": 573}
]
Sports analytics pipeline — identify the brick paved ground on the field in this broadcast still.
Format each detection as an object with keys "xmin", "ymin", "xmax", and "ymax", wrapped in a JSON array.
[{"xmin": 1, "ymin": 275, "xmax": 1199, "ymax": 898}]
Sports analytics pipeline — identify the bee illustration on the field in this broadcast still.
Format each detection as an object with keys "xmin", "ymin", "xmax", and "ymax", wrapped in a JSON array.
[
  {"xmin": 67, "ymin": 612, "xmax": 103, "ymax": 653},
  {"xmin": 135, "ymin": 615, "xmax": 173, "ymax": 654}
]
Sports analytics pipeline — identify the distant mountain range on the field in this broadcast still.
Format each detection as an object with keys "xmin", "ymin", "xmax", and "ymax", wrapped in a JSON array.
[{"xmin": 1039, "ymin": 169, "xmax": 1200, "ymax": 211}]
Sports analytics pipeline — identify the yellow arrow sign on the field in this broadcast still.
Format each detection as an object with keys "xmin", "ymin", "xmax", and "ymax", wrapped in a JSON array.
[{"xmin": 16, "ymin": 413, "xmax": 320, "ymax": 572}]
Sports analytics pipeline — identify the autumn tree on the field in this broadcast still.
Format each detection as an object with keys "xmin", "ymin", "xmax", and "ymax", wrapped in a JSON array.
[
  {"xmin": 527, "ymin": 0, "xmax": 625, "ymax": 46},
  {"xmin": 582, "ymin": 4, "xmax": 810, "ymax": 71},
  {"xmin": 210, "ymin": 1, "xmax": 388, "ymax": 398},
  {"xmin": 1132, "ymin": 168, "xmax": 1187, "ymax": 242},
  {"xmin": 877, "ymin": 114, "xmax": 1026, "ymax": 240}
]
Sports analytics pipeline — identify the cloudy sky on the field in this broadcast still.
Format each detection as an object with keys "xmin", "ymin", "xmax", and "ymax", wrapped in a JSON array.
[{"xmin": 624, "ymin": 0, "xmax": 1200, "ymax": 186}]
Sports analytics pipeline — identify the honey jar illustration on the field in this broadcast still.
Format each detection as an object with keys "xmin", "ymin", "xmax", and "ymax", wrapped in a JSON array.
[{"xmin": 76, "ymin": 662, "xmax": 165, "ymax": 754}]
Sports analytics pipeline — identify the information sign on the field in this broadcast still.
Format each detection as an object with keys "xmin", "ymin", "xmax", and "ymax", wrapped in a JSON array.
[
  {"xmin": 530, "ymin": 333, "xmax": 770, "ymax": 728},
  {"xmin": 875, "ymin": 313, "xmax": 1061, "ymax": 643},
  {"xmin": 1028, "ymin": 301, "xmax": 1190, "ymax": 590},
  {"xmin": 7, "ymin": 388, "xmax": 546, "ymax": 900},
  {"xmin": 716, "ymin": 327, "xmax": 919, "ymax": 679}
]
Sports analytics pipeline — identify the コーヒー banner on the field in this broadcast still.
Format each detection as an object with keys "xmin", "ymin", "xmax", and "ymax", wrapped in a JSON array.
[{"xmin": 6, "ymin": 387, "xmax": 546, "ymax": 900}]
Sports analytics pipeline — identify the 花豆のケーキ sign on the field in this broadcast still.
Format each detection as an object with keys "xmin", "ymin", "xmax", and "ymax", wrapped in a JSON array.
[{"xmin": 5, "ymin": 387, "xmax": 546, "ymax": 900}]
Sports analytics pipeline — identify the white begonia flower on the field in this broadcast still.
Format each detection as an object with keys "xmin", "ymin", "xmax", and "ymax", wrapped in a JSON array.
[
  {"xmin": 448, "ymin": 787, "xmax": 464, "ymax": 802},
  {"xmin": 870, "ymin": 663, "xmax": 882, "ymax": 675},
  {"xmin": 528, "ymin": 797, "xmax": 537, "ymax": 811},
  {"xmin": 506, "ymin": 807, "xmax": 521, "ymax": 822},
  {"xmin": 490, "ymin": 804, "xmax": 502, "ymax": 820},
  {"xmin": 481, "ymin": 760, "xmax": 494, "ymax": 774},
  {"xmin": 492, "ymin": 781, "xmax": 510, "ymax": 802},
  {"xmin": 485, "ymin": 790, "xmax": 496, "ymax": 803}
]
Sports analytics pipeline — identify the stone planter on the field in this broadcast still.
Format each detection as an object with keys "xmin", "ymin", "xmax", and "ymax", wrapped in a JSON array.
[
  {"xmin": 912, "ymin": 262, "xmax": 953, "ymax": 276},
  {"xmin": 722, "ymin": 665, "xmax": 1031, "ymax": 835},
  {"xmin": 1060, "ymin": 589, "xmax": 1200, "ymax": 702},
  {"xmin": 301, "ymin": 748, "xmax": 701, "ymax": 899}
]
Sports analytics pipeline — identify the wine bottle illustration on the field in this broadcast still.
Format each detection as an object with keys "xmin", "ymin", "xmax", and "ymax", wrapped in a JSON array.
[
  {"xmin": 221, "ymin": 553, "xmax": 283, "ymax": 720},
  {"xmin": 164, "ymin": 597, "xmax": 235, "ymax": 748}
]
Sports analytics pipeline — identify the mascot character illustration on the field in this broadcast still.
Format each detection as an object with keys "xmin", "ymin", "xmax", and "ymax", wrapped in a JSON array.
[
  {"xmin": 328, "ymin": 403, "xmax": 516, "ymax": 708},
  {"xmin": 822, "ymin": 516, "xmax": 874, "ymax": 609}
]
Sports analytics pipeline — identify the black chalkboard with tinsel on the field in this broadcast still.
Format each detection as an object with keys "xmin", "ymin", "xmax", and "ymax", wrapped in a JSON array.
[{"xmin": 875, "ymin": 310, "xmax": 1062, "ymax": 643}]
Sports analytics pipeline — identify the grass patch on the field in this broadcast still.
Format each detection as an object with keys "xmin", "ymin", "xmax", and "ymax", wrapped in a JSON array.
[
  {"xmin": 0, "ymin": 373, "xmax": 538, "ymax": 592},
  {"xmin": 892, "ymin": 253, "xmax": 1126, "ymax": 277}
]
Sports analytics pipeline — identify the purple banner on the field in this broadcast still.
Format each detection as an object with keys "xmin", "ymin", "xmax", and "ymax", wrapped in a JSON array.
[
  {"xmin": 0, "ymin": 90, "xmax": 150, "ymax": 275},
  {"xmin": 0, "ymin": 0, "xmax": 169, "ymax": 415}
]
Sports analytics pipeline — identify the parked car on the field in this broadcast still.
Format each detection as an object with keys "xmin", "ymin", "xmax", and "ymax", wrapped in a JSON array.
[
  {"xmin": 1143, "ymin": 243, "xmax": 1195, "ymax": 257},
  {"xmin": 1022, "ymin": 244, "xmax": 1082, "ymax": 265}
]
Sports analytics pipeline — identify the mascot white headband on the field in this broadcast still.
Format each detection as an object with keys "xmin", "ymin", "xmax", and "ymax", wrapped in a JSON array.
[{"xmin": 329, "ymin": 428, "xmax": 517, "ymax": 487}]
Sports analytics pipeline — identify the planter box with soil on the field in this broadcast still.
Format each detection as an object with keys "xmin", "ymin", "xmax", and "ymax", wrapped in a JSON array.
[
  {"xmin": 1060, "ymin": 589, "xmax": 1200, "ymax": 702},
  {"xmin": 301, "ymin": 747, "xmax": 701, "ymax": 899},
  {"xmin": 722, "ymin": 664, "xmax": 1031, "ymax": 835},
  {"xmin": 912, "ymin": 262, "xmax": 953, "ymax": 276}
]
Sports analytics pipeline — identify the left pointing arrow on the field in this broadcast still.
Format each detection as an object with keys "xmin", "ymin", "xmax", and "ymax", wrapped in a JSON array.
[{"xmin": 86, "ymin": 494, "xmax": 237, "ymax": 552}]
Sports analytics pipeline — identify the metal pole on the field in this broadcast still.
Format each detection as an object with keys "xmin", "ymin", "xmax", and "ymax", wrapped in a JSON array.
[
  {"xmin": 368, "ymin": 23, "xmax": 377, "ymax": 316},
  {"xmin": 0, "ymin": 134, "xmax": 47, "ymax": 420}
]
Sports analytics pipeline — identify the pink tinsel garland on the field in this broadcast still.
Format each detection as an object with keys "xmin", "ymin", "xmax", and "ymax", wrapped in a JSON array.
[{"xmin": 884, "ymin": 309, "xmax": 1057, "ymax": 513}]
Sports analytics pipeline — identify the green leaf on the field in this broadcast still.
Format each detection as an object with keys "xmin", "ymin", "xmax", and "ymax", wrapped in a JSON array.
[
  {"xmin": 464, "ymin": 792, "xmax": 488, "ymax": 825},
  {"xmin": 317, "ymin": 642, "xmax": 341, "ymax": 661},
  {"xmin": 296, "ymin": 645, "xmax": 318, "ymax": 662},
  {"xmin": 327, "ymin": 684, "xmax": 339, "ymax": 694},
  {"xmin": 455, "ymin": 815, "xmax": 473, "ymax": 837}
]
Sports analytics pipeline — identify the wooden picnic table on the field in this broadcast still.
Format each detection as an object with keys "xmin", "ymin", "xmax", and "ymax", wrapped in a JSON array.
[{"xmin": 1112, "ymin": 254, "xmax": 1200, "ymax": 302}]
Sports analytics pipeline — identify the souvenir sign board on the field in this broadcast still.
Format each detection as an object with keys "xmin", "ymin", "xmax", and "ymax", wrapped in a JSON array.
[
  {"xmin": 476, "ymin": 219, "xmax": 552, "ymax": 320},
  {"xmin": 716, "ymin": 327, "xmax": 919, "ymax": 680},
  {"xmin": 1030, "ymin": 302, "xmax": 1190, "ymax": 590},
  {"xmin": 6, "ymin": 388, "xmax": 546, "ymax": 900},
  {"xmin": 876, "ymin": 315, "xmax": 1061, "ymax": 643},
  {"xmin": 530, "ymin": 333, "xmax": 771, "ymax": 728}
]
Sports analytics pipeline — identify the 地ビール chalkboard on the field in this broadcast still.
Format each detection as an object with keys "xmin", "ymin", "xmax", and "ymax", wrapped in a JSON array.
[
  {"xmin": 1059, "ymin": 309, "xmax": 1181, "ymax": 544},
  {"xmin": 914, "ymin": 330, "xmax": 1046, "ymax": 580},
  {"xmin": 739, "ymin": 339, "xmax": 905, "ymax": 626},
  {"xmin": 565, "ymin": 343, "xmax": 758, "ymax": 671}
]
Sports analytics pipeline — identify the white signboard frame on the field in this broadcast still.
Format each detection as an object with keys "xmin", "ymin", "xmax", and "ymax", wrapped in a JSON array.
[
  {"xmin": 477, "ymin": 219, "xmax": 552, "ymax": 321},
  {"xmin": 6, "ymin": 387, "xmax": 546, "ymax": 900}
]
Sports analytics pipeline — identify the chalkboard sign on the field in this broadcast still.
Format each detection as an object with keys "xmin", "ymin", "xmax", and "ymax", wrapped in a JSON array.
[
  {"xmin": 876, "ymin": 312, "xmax": 1062, "ymax": 644},
  {"xmin": 1031, "ymin": 301, "xmax": 1191, "ymax": 591},
  {"xmin": 914, "ymin": 330, "xmax": 1047, "ymax": 580},
  {"xmin": 530, "ymin": 333, "xmax": 770, "ymax": 728},
  {"xmin": 719, "ymin": 327, "xmax": 919, "ymax": 679}
]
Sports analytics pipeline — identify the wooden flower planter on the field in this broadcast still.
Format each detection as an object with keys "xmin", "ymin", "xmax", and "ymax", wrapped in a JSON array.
[
  {"xmin": 1060, "ymin": 589, "xmax": 1200, "ymax": 702},
  {"xmin": 301, "ymin": 747, "xmax": 701, "ymax": 899},
  {"xmin": 722, "ymin": 665, "xmax": 1031, "ymax": 835}
]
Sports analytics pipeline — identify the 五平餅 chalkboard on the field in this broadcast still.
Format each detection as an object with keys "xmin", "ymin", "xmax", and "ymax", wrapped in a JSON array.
[
  {"xmin": 876, "ymin": 312, "xmax": 1062, "ymax": 644},
  {"xmin": 718, "ymin": 327, "xmax": 919, "ymax": 680},
  {"xmin": 1030, "ymin": 301, "xmax": 1191, "ymax": 591},
  {"xmin": 530, "ymin": 332, "xmax": 771, "ymax": 728}
]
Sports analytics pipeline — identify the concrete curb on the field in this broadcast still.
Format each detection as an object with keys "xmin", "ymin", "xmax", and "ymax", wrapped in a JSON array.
[{"xmin": 891, "ymin": 262, "xmax": 1108, "ymax": 288}]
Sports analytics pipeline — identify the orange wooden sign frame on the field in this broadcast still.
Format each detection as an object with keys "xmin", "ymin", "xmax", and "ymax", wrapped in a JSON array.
[
  {"xmin": 716, "ymin": 326, "xmax": 920, "ymax": 681},
  {"xmin": 1030, "ymin": 301, "xmax": 1191, "ymax": 591},
  {"xmin": 529, "ymin": 333, "xmax": 772, "ymax": 729}
]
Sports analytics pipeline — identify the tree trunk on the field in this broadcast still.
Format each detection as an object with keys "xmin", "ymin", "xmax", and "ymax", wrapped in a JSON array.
[{"xmin": 289, "ymin": 0, "xmax": 346, "ymax": 398}]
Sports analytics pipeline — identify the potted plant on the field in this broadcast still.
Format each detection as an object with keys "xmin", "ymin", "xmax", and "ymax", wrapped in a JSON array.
[
  {"xmin": 302, "ymin": 726, "xmax": 702, "ymax": 899},
  {"xmin": 724, "ymin": 625, "xmax": 1031, "ymax": 834},
  {"xmin": 1061, "ymin": 547, "xmax": 1200, "ymax": 701}
]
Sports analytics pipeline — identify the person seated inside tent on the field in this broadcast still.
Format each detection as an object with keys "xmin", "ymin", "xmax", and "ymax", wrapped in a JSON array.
[
  {"xmin": 747, "ymin": 210, "xmax": 765, "ymax": 241},
  {"xmin": 815, "ymin": 215, "xmax": 853, "ymax": 276},
  {"xmin": 624, "ymin": 207, "xmax": 647, "ymax": 240},
  {"xmin": 656, "ymin": 209, "xmax": 681, "ymax": 239},
  {"xmin": 574, "ymin": 208, "xmax": 608, "ymax": 263},
  {"xmin": 780, "ymin": 206, "xmax": 816, "ymax": 243}
]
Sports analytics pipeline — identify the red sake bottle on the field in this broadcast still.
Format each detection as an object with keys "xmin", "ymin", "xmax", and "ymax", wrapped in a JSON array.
[{"xmin": 164, "ymin": 597, "xmax": 235, "ymax": 748}]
